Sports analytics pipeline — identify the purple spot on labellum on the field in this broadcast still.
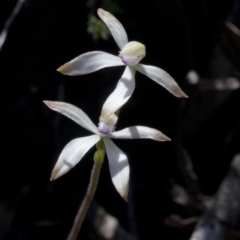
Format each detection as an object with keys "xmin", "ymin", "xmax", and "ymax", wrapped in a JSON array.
[
  {"xmin": 119, "ymin": 54, "xmax": 128, "ymax": 66},
  {"xmin": 98, "ymin": 121, "xmax": 115, "ymax": 136}
]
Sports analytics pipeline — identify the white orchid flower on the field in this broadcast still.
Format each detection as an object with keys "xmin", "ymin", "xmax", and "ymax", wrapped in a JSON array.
[
  {"xmin": 57, "ymin": 8, "xmax": 188, "ymax": 121},
  {"xmin": 44, "ymin": 100, "xmax": 170, "ymax": 200}
]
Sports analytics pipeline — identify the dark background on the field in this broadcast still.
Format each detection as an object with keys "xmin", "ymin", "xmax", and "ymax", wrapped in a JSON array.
[{"xmin": 0, "ymin": 0, "xmax": 240, "ymax": 239}]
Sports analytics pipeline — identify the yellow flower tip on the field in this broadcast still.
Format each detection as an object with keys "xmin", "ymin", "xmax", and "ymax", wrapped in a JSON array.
[
  {"xmin": 50, "ymin": 175, "xmax": 55, "ymax": 181},
  {"xmin": 56, "ymin": 63, "xmax": 69, "ymax": 74},
  {"xmin": 50, "ymin": 169, "xmax": 59, "ymax": 181},
  {"xmin": 119, "ymin": 41, "xmax": 146, "ymax": 66},
  {"xmin": 121, "ymin": 41, "xmax": 146, "ymax": 57},
  {"xmin": 122, "ymin": 185, "xmax": 129, "ymax": 201}
]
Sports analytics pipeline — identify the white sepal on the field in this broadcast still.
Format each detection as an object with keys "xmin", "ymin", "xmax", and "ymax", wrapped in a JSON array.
[
  {"xmin": 43, "ymin": 101, "xmax": 98, "ymax": 134},
  {"xmin": 51, "ymin": 135, "xmax": 100, "ymax": 180},
  {"xmin": 101, "ymin": 66, "xmax": 135, "ymax": 122},
  {"xmin": 134, "ymin": 64, "xmax": 188, "ymax": 98},
  {"xmin": 103, "ymin": 138, "xmax": 129, "ymax": 201},
  {"xmin": 97, "ymin": 8, "xmax": 128, "ymax": 49},
  {"xmin": 57, "ymin": 51, "xmax": 124, "ymax": 75},
  {"xmin": 111, "ymin": 126, "xmax": 171, "ymax": 141}
]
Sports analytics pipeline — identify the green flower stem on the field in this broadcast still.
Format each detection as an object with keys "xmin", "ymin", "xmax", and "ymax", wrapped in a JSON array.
[{"xmin": 66, "ymin": 148, "xmax": 104, "ymax": 240}]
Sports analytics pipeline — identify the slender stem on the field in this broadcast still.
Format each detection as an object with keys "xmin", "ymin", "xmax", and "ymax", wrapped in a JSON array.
[{"xmin": 66, "ymin": 161, "xmax": 103, "ymax": 240}]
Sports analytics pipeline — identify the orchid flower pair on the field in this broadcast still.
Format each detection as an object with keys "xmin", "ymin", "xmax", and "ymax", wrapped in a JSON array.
[{"xmin": 44, "ymin": 8, "xmax": 187, "ymax": 200}]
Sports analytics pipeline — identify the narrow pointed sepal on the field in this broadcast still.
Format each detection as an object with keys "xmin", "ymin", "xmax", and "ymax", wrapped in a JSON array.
[
  {"xmin": 43, "ymin": 101, "xmax": 98, "ymax": 134},
  {"xmin": 101, "ymin": 66, "xmax": 135, "ymax": 122},
  {"xmin": 97, "ymin": 8, "xmax": 128, "ymax": 49},
  {"xmin": 134, "ymin": 64, "xmax": 188, "ymax": 98},
  {"xmin": 51, "ymin": 135, "xmax": 100, "ymax": 180},
  {"xmin": 111, "ymin": 126, "xmax": 171, "ymax": 142},
  {"xmin": 103, "ymin": 138, "xmax": 129, "ymax": 201},
  {"xmin": 57, "ymin": 51, "xmax": 124, "ymax": 75}
]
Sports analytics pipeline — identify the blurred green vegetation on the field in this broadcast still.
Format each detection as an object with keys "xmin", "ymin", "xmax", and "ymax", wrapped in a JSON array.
[{"xmin": 86, "ymin": 0, "xmax": 123, "ymax": 41}]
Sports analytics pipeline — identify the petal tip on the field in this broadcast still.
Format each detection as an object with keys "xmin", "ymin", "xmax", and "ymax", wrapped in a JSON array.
[
  {"xmin": 181, "ymin": 93, "xmax": 189, "ymax": 98},
  {"xmin": 50, "ymin": 174, "xmax": 55, "ymax": 181},
  {"xmin": 159, "ymin": 135, "xmax": 171, "ymax": 142},
  {"xmin": 97, "ymin": 8, "xmax": 103, "ymax": 13},
  {"xmin": 50, "ymin": 170, "xmax": 59, "ymax": 181},
  {"xmin": 120, "ymin": 185, "xmax": 129, "ymax": 202},
  {"xmin": 174, "ymin": 90, "xmax": 189, "ymax": 99},
  {"xmin": 153, "ymin": 130, "xmax": 171, "ymax": 142},
  {"xmin": 43, "ymin": 100, "xmax": 54, "ymax": 109},
  {"xmin": 123, "ymin": 194, "xmax": 128, "ymax": 202},
  {"xmin": 165, "ymin": 137, "xmax": 171, "ymax": 141},
  {"xmin": 43, "ymin": 100, "xmax": 50, "ymax": 106},
  {"xmin": 97, "ymin": 8, "xmax": 106, "ymax": 17},
  {"xmin": 97, "ymin": 8, "xmax": 115, "ymax": 22},
  {"xmin": 57, "ymin": 64, "xmax": 68, "ymax": 74}
]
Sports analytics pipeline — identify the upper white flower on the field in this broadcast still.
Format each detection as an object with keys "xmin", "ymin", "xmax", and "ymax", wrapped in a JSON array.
[
  {"xmin": 57, "ymin": 8, "xmax": 188, "ymax": 122},
  {"xmin": 44, "ymin": 100, "xmax": 170, "ymax": 200}
]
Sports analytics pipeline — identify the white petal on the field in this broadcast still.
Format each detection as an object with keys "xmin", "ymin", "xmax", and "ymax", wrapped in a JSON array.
[
  {"xmin": 97, "ymin": 8, "xmax": 128, "ymax": 49},
  {"xmin": 51, "ymin": 135, "xmax": 100, "ymax": 180},
  {"xmin": 44, "ymin": 101, "xmax": 98, "ymax": 134},
  {"xmin": 103, "ymin": 138, "xmax": 129, "ymax": 201},
  {"xmin": 57, "ymin": 51, "xmax": 124, "ymax": 75},
  {"xmin": 134, "ymin": 64, "xmax": 188, "ymax": 98},
  {"xmin": 101, "ymin": 66, "xmax": 135, "ymax": 122},
  {"xmin": 111, "ymin": 126, "xmax": 171, "ymax": 141}
]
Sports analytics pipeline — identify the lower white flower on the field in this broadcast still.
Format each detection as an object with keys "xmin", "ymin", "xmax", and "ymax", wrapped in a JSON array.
[{"xmin": 44, "ymin": 101, "xmax": 170, "ymax": 200}]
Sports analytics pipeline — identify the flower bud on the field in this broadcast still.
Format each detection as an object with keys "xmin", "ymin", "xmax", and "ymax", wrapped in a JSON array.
[
  {"xmin": 119, "ymin": 41, "xmax": 146, "ymax": 66},
  {"xmin": 94, "ymin": 139, "xmax": 105, "ymax": 164},
  {"xmin": 94, "ymin": 150, "xmax": 104, "ymax": 164}
]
